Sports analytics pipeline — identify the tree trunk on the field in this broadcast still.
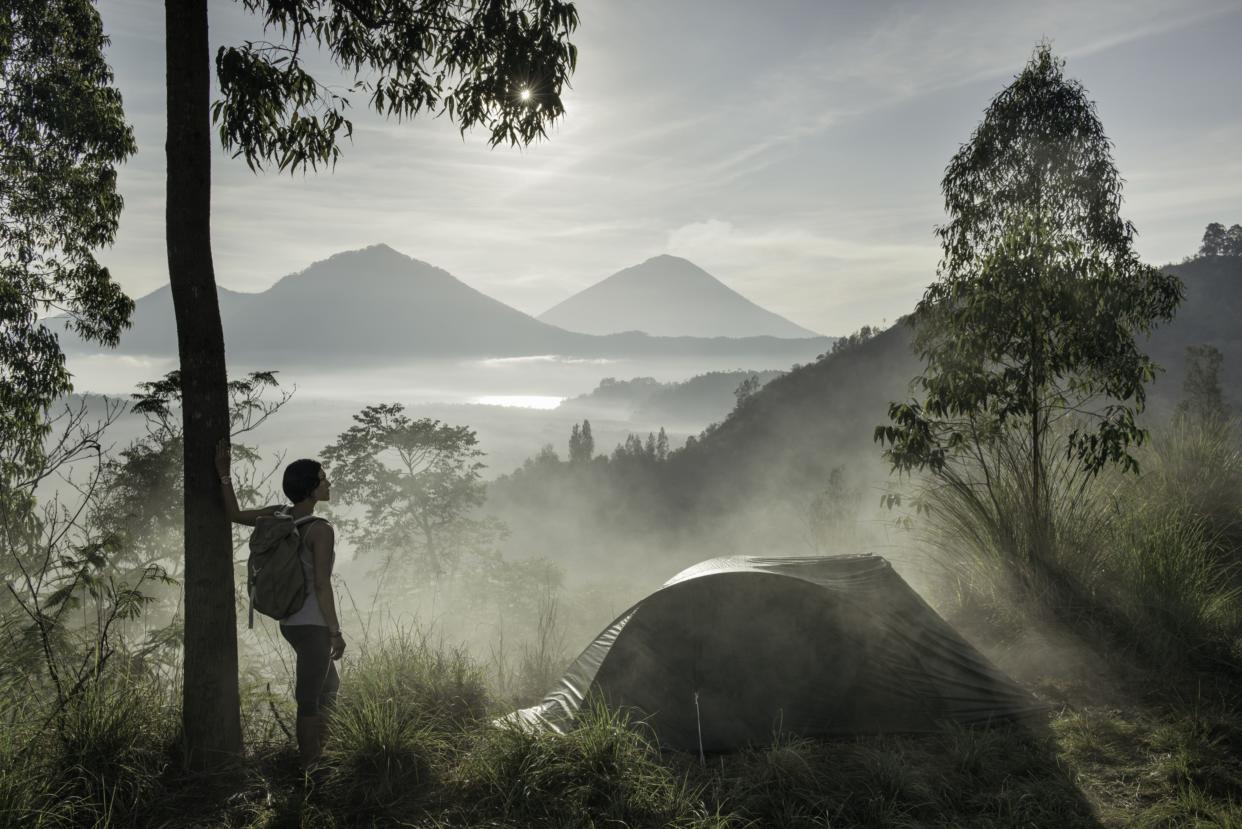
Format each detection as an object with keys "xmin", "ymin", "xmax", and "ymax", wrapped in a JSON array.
[
  {"xmin": 165, "ymin": 0, "xmax": 241, "ymax": 767},
  {"xmin": 422, "ymin": 522, "xmax": 443, "ymax": 579}
]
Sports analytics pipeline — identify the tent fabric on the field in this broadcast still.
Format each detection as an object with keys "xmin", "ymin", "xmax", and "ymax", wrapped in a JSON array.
[{"xmin": 505, "ymin": 555, "xmax": 1046, "ymax": 752}]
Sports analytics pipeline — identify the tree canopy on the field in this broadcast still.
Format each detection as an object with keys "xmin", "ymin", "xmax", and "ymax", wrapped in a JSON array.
[
  {"xmin": 322, "ymin": 403, "xmax": 490, "ymax": 580},
  {"xmin": 213, "ymin": 0, "xmax": 579, "ymax": 172},
  {"xmin": 879, "ymin": 44, "xmax": 1182, "ymax": 480},
  {"xmin": 0, "ymin": 0, "xmax": 135, "ymax": 476},
  {"xmin": 1199, "ymin": 222, "xmax": 1242, "ymax": 257}
]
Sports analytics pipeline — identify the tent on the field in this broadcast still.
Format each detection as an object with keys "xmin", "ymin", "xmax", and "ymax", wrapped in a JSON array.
[{"xmin": 506, "ymin": 555, "xmax": 1045, "ymax": 752}]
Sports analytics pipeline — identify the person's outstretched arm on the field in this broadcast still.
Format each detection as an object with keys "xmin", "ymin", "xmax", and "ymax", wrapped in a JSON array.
[{"xmin": 215, "ymin": 438, "xmax": 279, "ymax": 526}]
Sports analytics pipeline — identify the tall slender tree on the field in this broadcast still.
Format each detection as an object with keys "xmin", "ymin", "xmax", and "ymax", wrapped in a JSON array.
[
  {"xmin": 876, "ymin": 45, "xmax": 1182, "ymax": 604},
  {"xmin": 163, "ymin": 0, "xmax": 578, "ymax": 766}
]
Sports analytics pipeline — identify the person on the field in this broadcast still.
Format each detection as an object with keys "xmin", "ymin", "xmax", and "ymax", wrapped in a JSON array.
[{"xmin": 215, "ymin": 439, "xmax": 346, "ymax": 769}]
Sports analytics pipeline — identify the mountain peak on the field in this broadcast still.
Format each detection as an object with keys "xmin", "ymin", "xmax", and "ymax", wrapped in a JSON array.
[{"xmin": 538, "ymin": 257, "xmax": 821, "ymax": 339}]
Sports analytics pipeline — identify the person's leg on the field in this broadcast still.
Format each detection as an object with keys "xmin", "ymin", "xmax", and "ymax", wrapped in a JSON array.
[
  {"xmin": 281, "ymin": 625, "xmax": 332, "ymax": 768},
  {"xmin": 319, "ymin": 661, "xmax": 340, "ymax": 712},
  {"xmin": 316, "ymin": 662, "xmax": 340, "ymax": 750}
]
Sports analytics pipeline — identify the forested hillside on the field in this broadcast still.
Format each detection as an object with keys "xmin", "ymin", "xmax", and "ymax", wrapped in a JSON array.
[{"xmin": 488, "ymin": 254, "xmax": 1242, "ymax": 576}]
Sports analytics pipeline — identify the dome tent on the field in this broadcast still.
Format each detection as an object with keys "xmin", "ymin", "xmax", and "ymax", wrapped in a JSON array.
[{"xmin": 507, "ymin": 555, "xmax": 1045, "ymax": 752}]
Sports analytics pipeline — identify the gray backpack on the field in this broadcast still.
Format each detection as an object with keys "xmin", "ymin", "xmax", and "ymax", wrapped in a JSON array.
[{"xmin": 246, "ymin": 512, "xmax": 322, "ymax": 627}]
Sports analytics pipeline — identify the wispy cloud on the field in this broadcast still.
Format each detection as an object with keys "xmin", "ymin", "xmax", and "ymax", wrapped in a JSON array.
[{"xmin": 95, "ymin": 0, "xmax": 1242, "ymax": 335}]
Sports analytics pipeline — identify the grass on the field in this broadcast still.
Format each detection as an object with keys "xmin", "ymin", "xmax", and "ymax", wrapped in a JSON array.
[
  {"xmin": 920, "ymin": 416, "xmax": 1242, "ymax": 676},
  {"xmin": 1, "ymin": 625, "xmax": 1240, "ymax": 828},
  {"xmin": 0, "ymin": 669, "xmax": 175, "ymax": 828},
  {"xmin": 456, "ymin": 701, "xmax": 708, "ymax": 827}
]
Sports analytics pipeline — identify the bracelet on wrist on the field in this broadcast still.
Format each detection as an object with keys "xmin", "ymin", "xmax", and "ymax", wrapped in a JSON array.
[
  {"xmin": 220, "ymin": 476, "xmax": 233, "ymax": 485},
  {"xmin": 330, "ymin": 630, "xmax": 342, "ymax": 637}
]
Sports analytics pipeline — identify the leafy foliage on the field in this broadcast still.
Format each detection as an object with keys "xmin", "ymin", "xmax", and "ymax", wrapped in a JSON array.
[
  {"xmin": 212, "ymin": 0, "xmax": 580, "ymax": 172},
  {"xmin": 0, "ymin": 399, "xmax": 175, "ymax": 732},
  {"xmin": 322, "ymin": 403, "xmax": 494, "ymax": 579},
  {"xmin": 879, "ymin": 44, "xmax": 1182, "ymax": 480},
  {"xmin": 1199, "ymin": 221, "xmax": 1242, "ymax": 257},
  {"xmin": 875, "ymin": 45, "xmax": 1182, "ymax": 610},
  {"xmin": 0, "ymin": 0, "xmax": 135, "ymax": 475},
  {"xmin": 89, "ymin": 370, "xmax": 291, "ymax": 576}
]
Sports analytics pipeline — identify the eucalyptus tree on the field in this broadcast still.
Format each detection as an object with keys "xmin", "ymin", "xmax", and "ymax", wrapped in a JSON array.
[
  {"xmin": 875, "ymin": 45, "xmax": 1182, "ymax": 603},
  {"xmin": 1200, "ymin": 222, "xmax": 1228, "ymax": 256},
  {"xmin": 164, "ymin": 0, "xmax": 578, "ymax": 765},
  {"xmin": 1, "ymin": 0, "xmax": 134, "ymax": 479}
]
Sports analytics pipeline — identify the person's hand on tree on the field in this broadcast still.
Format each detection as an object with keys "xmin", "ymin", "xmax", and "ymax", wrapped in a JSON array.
[{"xmin": 215, "ymin": 438, "xmax": 231, "ymax": 478}]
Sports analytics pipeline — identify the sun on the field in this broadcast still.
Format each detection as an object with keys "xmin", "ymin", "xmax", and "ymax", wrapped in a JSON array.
[{"xmin": 519, "ymin": 88, "xmax": 532, "ymax": 102}]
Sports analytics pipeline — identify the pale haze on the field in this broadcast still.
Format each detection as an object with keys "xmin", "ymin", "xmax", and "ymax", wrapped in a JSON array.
[{"xmin": 97, "ymin": 0, "xmax": 1241, "ymax": 337}]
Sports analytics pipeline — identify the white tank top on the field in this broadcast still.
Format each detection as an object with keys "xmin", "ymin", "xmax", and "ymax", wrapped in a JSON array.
[{"xmin": 277, "ymin": 509, "xmax": 333, "ymax": 628}]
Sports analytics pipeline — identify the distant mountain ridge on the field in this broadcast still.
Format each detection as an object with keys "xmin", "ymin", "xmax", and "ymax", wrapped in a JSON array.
[
  {"xmin": 538, "ymin": 255, "xmax": 821, "ymax": 339},
  {"xmin": 55, "ymin": 245, "xmax": 831, "ymax": 366}
]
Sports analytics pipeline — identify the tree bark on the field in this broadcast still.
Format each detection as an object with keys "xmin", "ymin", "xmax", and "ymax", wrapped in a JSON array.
[{"xmin": 166, "ymin": 0, "xmax": 241, "ymax": 767}]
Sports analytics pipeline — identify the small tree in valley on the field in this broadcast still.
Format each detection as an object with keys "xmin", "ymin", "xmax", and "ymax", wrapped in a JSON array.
[
  {"xmin": 568, "ymin": 419, "xmax": 594, "ymax": 464},
  {"xmin": 322, "ymin": 404, "xmax": 492, "ymax": 581}
]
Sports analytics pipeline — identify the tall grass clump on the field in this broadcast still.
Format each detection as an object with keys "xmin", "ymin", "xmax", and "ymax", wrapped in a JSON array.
[
  {"xmin": 46, "ymin": 671, "xmax": 175, "ymax": 825},
  {"xmin": 15, "ymin": 669, "xmax": 176, "ymax": 828},
  {"xmin": 1094, "ymin": 415, "xmax": 1242, "ymax": 669},
  {"xmin": 1135, "ymin": 417, "xmax": 1242, "ymax": 558},
  {"xmin": 919, "ymin": 413, "xmax": 1242, "ymax": 675},
  {"xmin": 457, "ymin": 700, "xmax": 708, "ymax": 827},
  {"xmin": 322, "ymin": 627, "xmax": 490, "ymax": 817},
  {"xmin": 1105, "ymin": 510, "xmax": 1241, "ymax": 667},
  {"xmin": 916, "ymin": 435, "xmax": 1110, "ymax": 631},
  {"xmin": 0, "ymin": 744, "xmax": 71, "ymax": 828}
]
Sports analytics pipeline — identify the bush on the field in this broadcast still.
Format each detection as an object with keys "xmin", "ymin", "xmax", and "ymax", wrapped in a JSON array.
[{"xmin": 457, "ymin": 701, "xmax": 705, "ymax": 827}]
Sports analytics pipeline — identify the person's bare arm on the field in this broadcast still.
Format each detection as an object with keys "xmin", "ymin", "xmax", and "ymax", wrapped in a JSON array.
[
  {"xmin": 215, "ymin": 438, "xmax": 280, "ymax": 526},
  {"xmin": 307, "ymin": 522, "xmax": 345, "ymax": 659}
]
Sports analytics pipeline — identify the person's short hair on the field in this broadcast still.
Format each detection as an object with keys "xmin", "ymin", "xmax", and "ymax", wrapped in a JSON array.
[{"xmin": 282, "ymin": 459, "xmax": 323, "ymax": 503}]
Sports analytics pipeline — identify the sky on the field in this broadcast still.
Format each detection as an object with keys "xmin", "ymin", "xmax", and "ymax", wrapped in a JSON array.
[{"xmin": 96, "ymin": 0, "xmax": 1242, "ymax": 337}]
